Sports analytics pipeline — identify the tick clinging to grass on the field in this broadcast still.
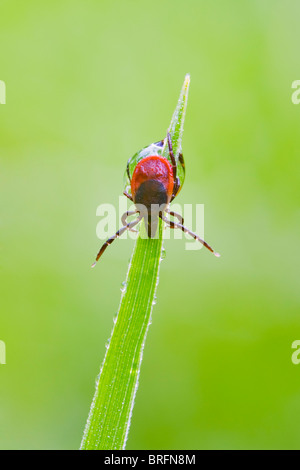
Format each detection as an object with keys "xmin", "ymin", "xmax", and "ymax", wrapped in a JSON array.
[
  {"xmin": 82, "ymin": 76, "xmax": 218, "ymax": 450},
  {"xmin": 92, "ymin": 132, "xmax": 220, "ymax": 266}
]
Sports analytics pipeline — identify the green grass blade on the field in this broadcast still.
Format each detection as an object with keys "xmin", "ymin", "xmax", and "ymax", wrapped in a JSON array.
[
  {"xmin": 80, "ymin": 74, "xmax": 190, "ymax": 450},
  {"xmin": 162, "ymin": 73, "xmax": 190, "ymax": 160}
]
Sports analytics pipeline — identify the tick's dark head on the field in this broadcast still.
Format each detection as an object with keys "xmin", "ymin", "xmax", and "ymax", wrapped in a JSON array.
[
  {"xmin": 134, "ymin": 179, "xmax": 168, "ymax": 212},
  {"xmin": 134, "ymin": 179, "xmax": 167, "ymax": 237}
]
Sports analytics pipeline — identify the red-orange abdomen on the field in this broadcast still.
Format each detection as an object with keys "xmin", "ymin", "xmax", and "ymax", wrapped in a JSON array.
[{"xmin": 131, "ymin": 155, "xmax": 174, "ymax": 203}]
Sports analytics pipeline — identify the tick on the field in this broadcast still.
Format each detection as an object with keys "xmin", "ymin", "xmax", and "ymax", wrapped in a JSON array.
[{"xmin": 92, "ymin": 133, "xmax": 220, "ymax": 266}]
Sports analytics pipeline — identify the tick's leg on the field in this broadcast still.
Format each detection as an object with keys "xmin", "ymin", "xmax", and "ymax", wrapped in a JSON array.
[
  {"xmin": 170, "ymin": 177, "xmax": 180, "ymax": 202},
  {"xmin": 123, "ymin": 190, "xmax": 133, "ymax": 201},
  {"xmin": 178, "ymin": 152, "xmax": 185, "ymax": 170},
  {"xmin": 167, "ymin": 132, "xmax": 176, "ymax": 174},
  {"xmin": 165, "ymin": 208, "xmax": 184, "ymax": 225},
  {"xmin": 167, "ymin": 132, "xmax": 180, "ymax": 201},
  {"xmin": 167, "ymin": 134, "xmax": 185, "ymax": 201},
  {"xmin": 160, "ymin": 214, "xmax": 220, "ymax": 257},
  {"xmin": 170, "ymin": 152, "xmax": 184, "ymax": 201},
  {"xmin": 92, "ymin": 216, "xmax": 142, "ymax": 266},
  {"xmin": 126, "ymin": 158, "xmax": 131, "ymax": 183},
  {"xmin": 121, "ymin": 210, "xmax": 139, "ymax": 232},
  {"xmin": 167, "ymin": 132, "xmax": 177, "ymax": 181},
  {"xmin": 121, "ymin": 210, "xmax": 138, "ymax": 226}
]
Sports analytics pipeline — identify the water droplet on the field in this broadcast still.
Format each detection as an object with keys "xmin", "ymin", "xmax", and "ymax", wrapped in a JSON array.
[
  {"xmin": 160, "ymin": 248, "xmax": 166, "ymax": 260},
  {"xmin": 120, "ymin": 280, "xmax": 127, "ymax": 293}
]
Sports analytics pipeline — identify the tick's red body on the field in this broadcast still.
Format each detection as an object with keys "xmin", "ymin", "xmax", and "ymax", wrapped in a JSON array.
[
  {"xmin": 92, "ymin": 133, "xmax": 220, "ymax": 265},
  {"xmin": 131, "ymin": 155, "xmax": 174, "ymax": 204},
  {"xmin": 130, "ymin": 155, "xmax": 174, "ymax": 237}
]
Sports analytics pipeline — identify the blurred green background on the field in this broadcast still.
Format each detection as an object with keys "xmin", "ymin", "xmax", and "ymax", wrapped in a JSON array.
[{"xmin": 1, "ymin": 0, "xmax": 300, "ymax": 450}]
